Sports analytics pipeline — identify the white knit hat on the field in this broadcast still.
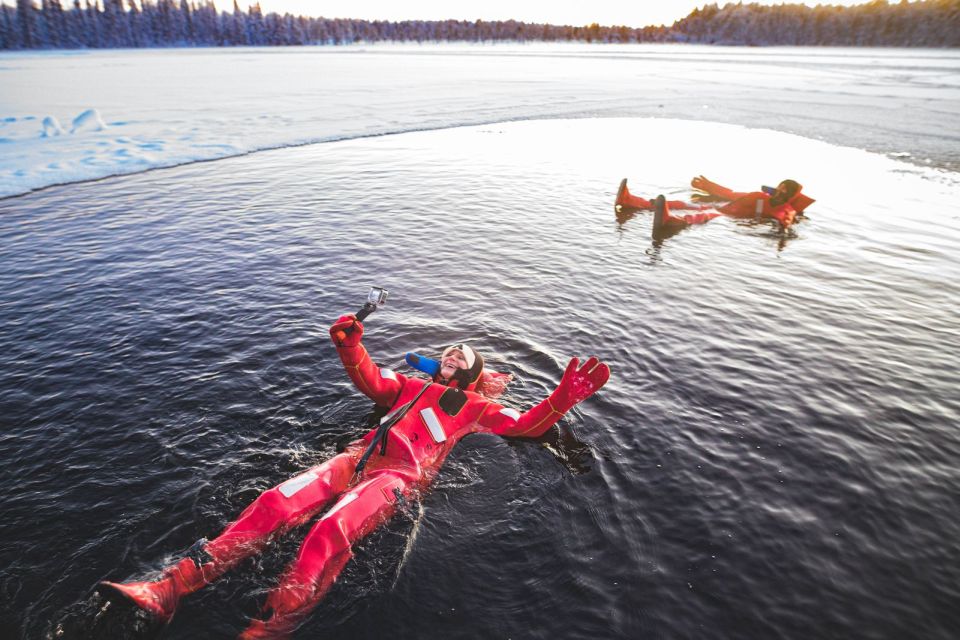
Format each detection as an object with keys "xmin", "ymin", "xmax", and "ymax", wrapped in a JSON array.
[{"xmin": 441, "ymin": 343, "xmax": 477, "ymax": 369}]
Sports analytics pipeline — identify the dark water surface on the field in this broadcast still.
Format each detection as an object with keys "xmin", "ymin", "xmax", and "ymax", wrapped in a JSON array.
[{"xmin": 1, "ymin": 119, "xmax": 958, "ymax": 639}]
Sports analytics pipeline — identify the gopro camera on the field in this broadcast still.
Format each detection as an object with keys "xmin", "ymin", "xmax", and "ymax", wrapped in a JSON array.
[
  {"xmin": 355, "ymin": 286, "xmax": 388, "ymax": 322},
  {"xmin": 366, "ymin": 286, "xmax": 388, "ymax": 308}
]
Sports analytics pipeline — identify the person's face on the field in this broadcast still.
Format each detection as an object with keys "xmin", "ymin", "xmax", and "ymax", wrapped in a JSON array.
[
  {"xmin": 770, "ymin": 181, "xmax": 797, "ymax": 207},
  {"xmin": 440, "ymin": 348, "xmax": 470, "ymax": 379}
]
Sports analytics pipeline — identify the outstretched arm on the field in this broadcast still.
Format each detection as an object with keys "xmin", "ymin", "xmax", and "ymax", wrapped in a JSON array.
[
  {"xmin": 329, "ymin": 314, "xmax": 404, "ymax": 407},
  {"xmin": 482, "ymin": 356, "xmax": 610, "ymax": 438},
  {"xmin": 691, "ymin": 175, "xmax": 746, "ymax": 202}
]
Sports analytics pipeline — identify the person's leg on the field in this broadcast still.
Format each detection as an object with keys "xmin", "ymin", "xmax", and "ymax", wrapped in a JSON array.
[
  {"xmin": 663, "ymin": 199, "xmax": 709, "ymax": 210},
  {"xmin": 679, "ymin": 211, "xmax": 723, "ymax": 225},
  {"xmin": 615, "ymin": 178, "xmax": 652, "ymax": 211},
  {"xmin": 617, "ymin": 180, "xmax": 711, "ymax": 213},
  {"xmin": 100, "ymin": 444, "xmax": 364, "ymax": 622},
  {"xmin": 239, "ymin": 471, "xmax": 413, "ymax": 639},
  {"xmin": 653, "ymin": 195, "xmax": 721, "ymax": 236},
  {"xmin": 653, "ymin": 195, "xmax": 679, "ymax": 235}
]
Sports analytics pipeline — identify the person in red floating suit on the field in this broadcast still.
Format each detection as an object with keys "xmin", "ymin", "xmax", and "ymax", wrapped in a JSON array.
[
  {"xmin": 615, "ymin": 175, "xmax": 815, "ymax": 236},
  {"xmin": 100, "ymin": 314, "xmax": 610, "ymax": 639}
]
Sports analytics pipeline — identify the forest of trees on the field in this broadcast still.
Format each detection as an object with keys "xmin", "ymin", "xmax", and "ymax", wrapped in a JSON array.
[{"xmin": 1, "ymin": 0, "xmax": 957, "ymax": 50}]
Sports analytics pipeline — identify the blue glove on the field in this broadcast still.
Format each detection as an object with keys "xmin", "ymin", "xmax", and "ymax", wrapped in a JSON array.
[{"xmin": 406, "ymin": 352, "xmax": 441, "ymax": 377}]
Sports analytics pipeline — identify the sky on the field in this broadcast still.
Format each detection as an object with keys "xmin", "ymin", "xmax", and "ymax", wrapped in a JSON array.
[{"xmin": 217, "ymin": 0, "xmax": 879, "ymax": 28}]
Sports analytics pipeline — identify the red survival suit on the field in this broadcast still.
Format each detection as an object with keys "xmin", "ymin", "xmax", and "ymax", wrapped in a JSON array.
[
  {"xmin": 101, "ymin": 315, "xmax": 610, "ymax": 639},
  {"xmin": 615, "ymin": 176, "xmax": 815, "ymax": 230}
]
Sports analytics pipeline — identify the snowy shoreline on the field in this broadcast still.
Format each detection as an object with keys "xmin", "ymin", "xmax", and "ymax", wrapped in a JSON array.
[{"xmin": 2, "ymin": 44, "xmax": 958, "ymax": 200}]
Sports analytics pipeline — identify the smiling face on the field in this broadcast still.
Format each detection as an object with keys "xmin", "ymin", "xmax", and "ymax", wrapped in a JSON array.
[{"xmin": 439, "ymin": 348, "xmax": 470, "ymax": 380}]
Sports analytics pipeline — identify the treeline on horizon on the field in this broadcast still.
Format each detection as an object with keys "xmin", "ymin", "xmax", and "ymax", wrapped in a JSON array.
[{"xmin": 2, "ymin": 0, "xmax": 958, "ymax": 50}]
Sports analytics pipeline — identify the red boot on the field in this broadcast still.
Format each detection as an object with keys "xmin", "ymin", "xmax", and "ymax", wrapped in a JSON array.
[
  {"xmin": 99, "ymin": 552, "xmax": 210, "ymax": 622},
  {"xmin": 615, "ymin": 179, "xmax": 652, "ymax": 212},
  {"xmin": 652, "ymin": 195, "xmax": 680, "ymax": 236},
  {"xmin": 237, "ymin": 554, "xmax": 352, "ymax": 640}
]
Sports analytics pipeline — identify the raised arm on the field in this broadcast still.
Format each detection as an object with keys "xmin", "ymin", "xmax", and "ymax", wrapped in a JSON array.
[
  {"xmin": 482, "ymin": 356, "xmax": 610, "ymax": 438},
  {"xmin": 691, "ymin": 175, "xmax": 745, "ymax": 202},
  {"xmin": 329, "ymin": 314, "xmax": 404, "ymax": 407}
]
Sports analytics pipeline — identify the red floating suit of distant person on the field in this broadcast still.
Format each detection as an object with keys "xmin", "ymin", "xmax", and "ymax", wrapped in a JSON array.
[
  {"xmin": 615, "ymin": 175, "xmax": 815, "ymax": 235},
  {"xmin": 100, "ymin": 314, "xmax": 610, "ymax": 639}
]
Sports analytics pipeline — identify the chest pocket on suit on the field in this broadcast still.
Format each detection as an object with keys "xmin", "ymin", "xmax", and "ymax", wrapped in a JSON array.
[{"xmin": 438, "ymin": 387, "xmax": 467, "ymax": 416}]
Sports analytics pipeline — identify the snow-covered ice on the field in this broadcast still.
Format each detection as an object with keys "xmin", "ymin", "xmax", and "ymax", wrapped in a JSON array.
[
  {"xmin": 41, "ymin": 116, "xmax": 64, "ymax": 137},
  {"xmin": 1, "ymin": 43, "xmax": 958, "ymax": 199},
  {"xmin": 69, "ymin": 108, "xmax": 107, "ymax": 134}
]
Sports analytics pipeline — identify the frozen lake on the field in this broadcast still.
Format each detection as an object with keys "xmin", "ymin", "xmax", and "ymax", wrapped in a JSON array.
[
  {"xmin": 1, "ymin": 44, "xmax": 959, "ymax": 640},
  {"xmin": 1, "ymin": 43, "xmax": 959, "ymax": 199}
]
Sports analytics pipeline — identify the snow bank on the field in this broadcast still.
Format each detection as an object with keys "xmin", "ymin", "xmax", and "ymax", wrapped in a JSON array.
[
  {"xmin": 70, "ymin": 108, "xmax": 106, "ymax": 133},
  {"xmin": 41, "ymin": 116, "xmax": 64, "ymax": 137},
  {"xmin": 0, "ymin": 106, "xmax": 194, "ymax": 199}
]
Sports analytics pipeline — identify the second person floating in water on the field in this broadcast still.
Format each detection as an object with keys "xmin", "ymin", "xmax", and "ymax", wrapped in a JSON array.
[{"xmin": 615, "ymin": 175, "xmax": 815, "ymax": 237}]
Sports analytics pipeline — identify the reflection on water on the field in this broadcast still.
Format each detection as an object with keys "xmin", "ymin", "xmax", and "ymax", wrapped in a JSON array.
[
  {"xmin": 1, "ymin": 118, "xmax": 958, "ymax": 640},
  {"xmin": 618, "ymin": 208, "xmax": 799, "ymax": 252}
]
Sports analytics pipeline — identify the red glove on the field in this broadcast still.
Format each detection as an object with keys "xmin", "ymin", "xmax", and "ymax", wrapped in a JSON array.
[
  {"xmin": 550, "ymin": 356, "xmax": 610, "ymax": 413},
  {"xmin": 691, "ymin": 175, "xmax": 737, "ymax": 201},
  {"xmin": 770, "ymin": 204, "xmax": 797, "ymax": 230},
  {"xmin": 329, "ymin": 314, "xmax": 363, "ymax": 348}
]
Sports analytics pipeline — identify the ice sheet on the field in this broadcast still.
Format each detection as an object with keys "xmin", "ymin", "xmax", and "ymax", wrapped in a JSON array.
[{"xmin": 1, "ymin": 43, "xmax": 958, "ymax": 199}]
